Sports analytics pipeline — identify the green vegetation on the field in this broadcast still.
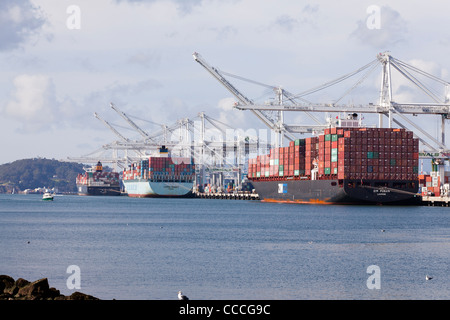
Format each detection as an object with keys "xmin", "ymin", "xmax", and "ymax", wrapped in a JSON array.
[{"xmin": 0, "ymin": 158, "xmax": 85, "ymax": 193}]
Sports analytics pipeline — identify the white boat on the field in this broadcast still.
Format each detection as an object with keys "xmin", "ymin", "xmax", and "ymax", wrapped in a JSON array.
[{"xmin": 42, "ymin": 192, "xmax": 54, "ymax": 201}]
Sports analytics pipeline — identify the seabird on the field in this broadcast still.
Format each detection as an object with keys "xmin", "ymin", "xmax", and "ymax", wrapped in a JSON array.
[
  {"xmin": 426, "ymin": 275, "xmax": 433, "ymax": 281},
  {"xmin": 178, "ymin": 291, "xmax": 189, "ymax": 300}
]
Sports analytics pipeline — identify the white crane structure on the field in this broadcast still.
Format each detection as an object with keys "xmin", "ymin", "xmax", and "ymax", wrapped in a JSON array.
[
  {"xmin": 193, "ymin": 52, "xmax": 328, "ymax": 149},
  {"xmin": 68, "ymin": 103, "xmax": 265, "ymax": 188},
  {"xmin": 193, "ymin": 51, "xmax": 450, "ymax": 162}
]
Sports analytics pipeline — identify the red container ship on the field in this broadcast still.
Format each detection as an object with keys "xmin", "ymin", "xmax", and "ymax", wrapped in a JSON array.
[
  {"xmin": 76, "ymin": 161, "xmax": 121, "ymax": 196},
  {"xmin": 248, "ymin": 127, "xmax": 421, "ymax": 205}
]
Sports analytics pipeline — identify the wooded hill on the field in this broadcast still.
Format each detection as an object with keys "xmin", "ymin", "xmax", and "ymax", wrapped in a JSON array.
[{"xmin": 0, "ymin": 158, "xmax": 85, "ymax": 193}]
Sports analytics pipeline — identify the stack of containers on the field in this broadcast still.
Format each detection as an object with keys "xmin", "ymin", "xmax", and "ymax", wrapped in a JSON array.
[
  {"xmin": 418, "ymin": 172, "xmax": 446, "ymax": 196},
  {"xmin": 141, "ymin": 159, "xmax": 149, "ymax": 179},
  {"xmin": 76, "ymin": 171, "xmax": 120, "ymax": 186},
  {"xmin": 294, "ymin": 139, "xmax": 306, "ymax": 176},
  {"xmin": 279, "ymin": 147, "xmax": 285, "ymax": 177},
  {"xmin": 248, "ymin": 127, "xmax": 419, "ymax": 182},
  {"xmin": 248, "ymin": 158, "xmax": 255, "ymax": 178},
  {"xmin": 305, "ymin": 136, "xmax": 319, "ymax": 176},
  {"xmin": 124, "ymin": 157, "xmax": 195, "ymax": 182},
  {"xmin": 335, "ymin": 128, "xmax": 419, "ymax": 181}
]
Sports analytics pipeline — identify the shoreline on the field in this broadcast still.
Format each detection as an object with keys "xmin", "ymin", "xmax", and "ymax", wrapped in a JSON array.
[{"xmin": 0, "ymin": 275, "xmax": 99, "ymax": 300}]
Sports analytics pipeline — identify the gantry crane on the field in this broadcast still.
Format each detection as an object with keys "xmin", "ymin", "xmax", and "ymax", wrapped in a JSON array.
[
  {"xmin": 70, "ymin": 104, "xmax": 262, "ymax": 188},
  {"xmin": 193, "ymin": 52, "xmax": 304, "ymax": 147},
  {"xmin": 93, "ymin": 112, "xmax": 130, "ymax": 143},
  {"xmin": 110, "ymin": 102, "xmax": 156, "ymax": 143},
  {"xmin": 195, "ymin": 51, "xmax": 450, "ymax": 158}
]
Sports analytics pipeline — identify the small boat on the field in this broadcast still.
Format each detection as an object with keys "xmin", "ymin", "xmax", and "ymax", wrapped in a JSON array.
[{"xmin": 42, "ymin": 192, "xmax": 54, "ymax": 201}]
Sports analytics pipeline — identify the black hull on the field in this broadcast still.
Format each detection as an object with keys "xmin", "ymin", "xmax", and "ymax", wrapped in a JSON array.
[
  {"xmin": 77, "ymin": 185, "xmax": 121, "ymax": 196},
  {"xmin": 251, "ymin": 179, "xmax": 420, "ymax": 205}
]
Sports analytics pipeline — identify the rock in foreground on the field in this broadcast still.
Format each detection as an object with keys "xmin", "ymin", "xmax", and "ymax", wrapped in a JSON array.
[{"xmin": 0, "ymin": 275, "xmax": 99, "ymax": 300}]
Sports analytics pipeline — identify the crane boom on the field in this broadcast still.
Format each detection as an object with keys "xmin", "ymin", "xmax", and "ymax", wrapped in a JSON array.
[
  {"xmin": 110, "ymin": 102, "xmax": 155, "ymax": 141},
  {"xmin": 93, "ymin": 112, "xmax": 129, "ymax": 142},
  {"xmin": 193, "ymin": 52, "xmax": 295, "ymax": 141},
  {"xmin": 193, "ymin": 52, "xmax": 253, "ymax": 106}
]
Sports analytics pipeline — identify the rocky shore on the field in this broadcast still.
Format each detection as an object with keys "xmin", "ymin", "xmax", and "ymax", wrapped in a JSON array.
[{"xmin": 0, "ymin": 275, "xmax": 99, "ymax": 300}]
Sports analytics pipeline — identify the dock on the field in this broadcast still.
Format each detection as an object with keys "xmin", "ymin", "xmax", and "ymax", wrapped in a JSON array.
[
  {"xmin": 195, "ymin": 191, "xmax": 260, "ymax": 200},
  {"xmin": 421, "ymin": 195, "xmax": 450, "ymax": 206}
]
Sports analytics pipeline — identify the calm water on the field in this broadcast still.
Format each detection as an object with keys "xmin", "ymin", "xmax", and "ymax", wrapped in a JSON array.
[{"xmin": 0, "ymin": 194, "xmax": 449, "ymax": 300}]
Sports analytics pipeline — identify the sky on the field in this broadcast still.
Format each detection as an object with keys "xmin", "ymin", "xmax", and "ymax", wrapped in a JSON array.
[{"xmin": 1, "ymin": 0, "xmax": 450, "ymax": 165}]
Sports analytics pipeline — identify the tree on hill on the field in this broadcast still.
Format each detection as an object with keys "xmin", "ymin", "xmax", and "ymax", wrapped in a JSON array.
[{"xmin": 0, "ymin": 158, "xmax": 85, "ymax": 193}]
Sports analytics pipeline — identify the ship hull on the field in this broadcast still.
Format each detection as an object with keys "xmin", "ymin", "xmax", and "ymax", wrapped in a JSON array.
[
  {"xmin": 251, "ymin": 178, "xmax": 420, "ymax": 205},
  {"xmin": 123, "ymin": 179, "xmax": 194, "ymax": 198},
  {"xmin": 77, "ymin": 184, "xmax": 121, "ymax": 196}
]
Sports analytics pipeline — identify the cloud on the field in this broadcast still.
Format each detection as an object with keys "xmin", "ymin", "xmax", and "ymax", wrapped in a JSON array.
[
  {"xmin": 272, "ymin": 4, "xmax": 320, "ymax": 32},
  {"xmin": 208, "ymin": 25, "xmax": 238, "ymax": 41},
  {"xmin": 350, "ymin": 5, "xmax": 408, "ymax": 48},
  {"xmin": 113, "ymin": 0, "xmax": 203, "ymax": 15},
  {"xmin": 3, "ymin": 74, "xmax": 60, "ymax": 131},
  {"xmin": 127, "ymin": 51, "xmax": 162, "ymax": 69},
  {"xmin": 0, "ymin": 0, "xmax": 46, "ymax": 51},
  {"xmin": 2, "ymin": 75, "xmax": 164, "ymax": 133},
  {"xmin": 84, "ymin": 78, "xmax": 164, "ymax": 111}
]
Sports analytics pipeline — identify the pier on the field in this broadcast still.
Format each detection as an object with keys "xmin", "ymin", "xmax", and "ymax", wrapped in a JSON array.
[
  {"xmin": 195, "ymin": 191, "xmax": 260, "ymax": 200},
  {"xmin": 421, "ymin": 195, "xmax": 450, "ymax": 207}
]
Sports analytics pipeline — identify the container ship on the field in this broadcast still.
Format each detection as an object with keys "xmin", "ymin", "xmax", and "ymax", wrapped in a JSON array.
[
  {"xmin": 76, "ymin": 161, "xmax": 121, "ymax": 196},
  {"xmin": 122, "ymin": 146, "xmax": 195, "ymax": 198},
  {"xmin": 248, "ymin": 126, "xmax": 421, "ymax": 205}
]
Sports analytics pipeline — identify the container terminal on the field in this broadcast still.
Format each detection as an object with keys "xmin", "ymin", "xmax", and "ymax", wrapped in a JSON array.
[{"xmin": 67, "ymin": 52, "xmax": 450, "ymax": 206}]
